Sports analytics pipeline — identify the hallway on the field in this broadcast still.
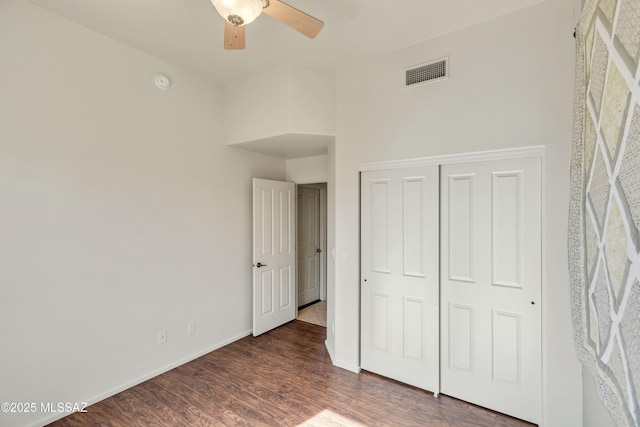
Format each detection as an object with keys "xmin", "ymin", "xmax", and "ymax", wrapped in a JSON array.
[{"xmin": 297, "ymin": 300, "xmax": 327, "ymax": 327}]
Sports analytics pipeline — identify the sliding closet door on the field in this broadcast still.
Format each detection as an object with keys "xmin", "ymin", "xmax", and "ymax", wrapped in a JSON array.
[
  {"xmin": 440, "ymin": 157, "xmax": 541, "ymax": 423},
  {"xmin": 360, "ymin": 166, "xmax": 439, "ymax": 394}
]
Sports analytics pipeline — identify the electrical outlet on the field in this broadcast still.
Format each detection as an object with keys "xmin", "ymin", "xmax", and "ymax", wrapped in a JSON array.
[
  {"xmin": 157, "ymin": 329, "xmax": 167, "ymax": 344},
  {"xmin": 187, "ymin": 321, "xmax": 196, "ymax": 335}
]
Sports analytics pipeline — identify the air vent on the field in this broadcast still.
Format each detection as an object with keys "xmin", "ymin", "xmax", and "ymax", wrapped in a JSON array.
[{"xmin": 405, "ymin": 57, "xmax": 449, "ymax": 87}]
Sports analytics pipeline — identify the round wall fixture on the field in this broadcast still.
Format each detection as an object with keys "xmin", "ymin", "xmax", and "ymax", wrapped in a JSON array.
[{"xmin": 154, "ymin": 74, "xmax": 171, "ymax": 90}]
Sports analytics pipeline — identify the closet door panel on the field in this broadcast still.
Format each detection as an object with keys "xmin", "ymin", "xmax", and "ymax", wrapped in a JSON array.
[{"xmin": 361, "ymin": 166, "xmax": 440, "ymax": 394}]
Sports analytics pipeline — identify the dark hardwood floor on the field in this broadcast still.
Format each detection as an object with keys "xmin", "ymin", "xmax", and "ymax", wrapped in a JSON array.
[{"xmin": 48, "ymin": 320, "xmax": 535, "ymax": 426}]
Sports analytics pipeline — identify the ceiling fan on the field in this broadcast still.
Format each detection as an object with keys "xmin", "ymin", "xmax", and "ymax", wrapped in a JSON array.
[{"xmin": 210, "ymin": 0, "xmax": 324, "ymax": 50}]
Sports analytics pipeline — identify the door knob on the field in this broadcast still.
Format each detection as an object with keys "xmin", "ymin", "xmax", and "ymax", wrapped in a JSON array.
[
  {"xmin": 316, "ymin": 248, "xmax": 322, "ymax": 253},
  {"xmin": 256, "ymin": 262, "xmax": 267, "ymax": 268}
]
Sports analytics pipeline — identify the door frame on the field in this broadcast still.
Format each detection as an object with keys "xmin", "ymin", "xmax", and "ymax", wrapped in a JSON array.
[{"xmin": 357, "ymin": 145, "xmax": 546, "ymax": 421}]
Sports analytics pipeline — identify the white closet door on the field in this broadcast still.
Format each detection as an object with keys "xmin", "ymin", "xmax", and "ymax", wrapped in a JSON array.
[
  {"xmin": 440, "ymin": 157, "xmax": 541, "ymax": 423},
  {"xmin": 360, "ymin": 166, "xmax": 440, "ymax": 393}
]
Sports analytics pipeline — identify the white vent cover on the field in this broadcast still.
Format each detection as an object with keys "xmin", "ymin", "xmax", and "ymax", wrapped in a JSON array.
[{"xmin": 405, "ymin": 57, "xmax": 449, "ymax": 87}]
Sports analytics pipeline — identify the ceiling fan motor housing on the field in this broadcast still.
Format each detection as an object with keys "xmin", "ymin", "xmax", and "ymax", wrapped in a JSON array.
[{"xmin": 228, "ymin": 15, "xmax": 244, "ymax": 26}]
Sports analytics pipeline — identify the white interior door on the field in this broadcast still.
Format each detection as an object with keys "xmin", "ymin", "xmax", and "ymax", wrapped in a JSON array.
[
  {"xmin": 360, "ymin": 166, "xmax": 440, "ymax": 393},
  {"xmin": 297, "ymin": 187, "xmax": 321, "ymax": 307},
  {"xmin": 440, "ymin": 157, "xmax": 541, "ymax": 423},
  {"xmin": 252, "ymin": 178, "xmax": 296, "ymax": 337}
]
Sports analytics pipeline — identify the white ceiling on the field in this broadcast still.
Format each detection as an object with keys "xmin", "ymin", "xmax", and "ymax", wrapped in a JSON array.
[{"xmin": 26, "ymin": 0, "xmax": 546, "ymax": 85}]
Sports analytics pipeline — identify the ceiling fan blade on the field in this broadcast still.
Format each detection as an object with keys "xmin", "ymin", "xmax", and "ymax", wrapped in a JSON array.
[
  {"xmin": 224, "ymin": 21, "xmax": 245, "ymax": 50},
  {"xmin": 262, "ymin": 0, "xmax": 324, "ymax": 39}
]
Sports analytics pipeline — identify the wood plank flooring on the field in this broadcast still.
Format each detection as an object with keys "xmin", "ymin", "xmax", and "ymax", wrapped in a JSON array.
[{"xmin": 48, "ymin": 320, "xmax": 535, "ymax": 426}]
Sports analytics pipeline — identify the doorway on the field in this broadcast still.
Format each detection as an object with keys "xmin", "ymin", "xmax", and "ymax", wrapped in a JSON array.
[{"xmin": 296, "ymin": 183, "xmax": 327, "ymax": 327}]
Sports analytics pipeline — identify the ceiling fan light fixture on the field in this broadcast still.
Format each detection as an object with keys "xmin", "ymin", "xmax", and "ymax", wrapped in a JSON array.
[{"xmin": 210, "ymin": 0, "xmax": 263, "ymax": 26}]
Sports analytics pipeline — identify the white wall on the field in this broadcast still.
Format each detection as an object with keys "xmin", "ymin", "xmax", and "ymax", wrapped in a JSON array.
[
  {"xmin": 224, "ymin": 66, "xmax": 291, "ymax": 144},
  {"xmin": 331, "ymin": 0, "xmax": 583, "ymax": 425},
  {"xmin": 287, "ymin": 66, "xmax": 336, "ymax": 136},
  {"xmin": 0, "ymin": 2, "xmax": 285, "ymax": 426},
  {"xmin": 225, "ymin": 65, "xmax": 336, "ymax": 145},
  {"xmin": 285, "ymin": 154, "xmax": 328, "ymax": 183}
]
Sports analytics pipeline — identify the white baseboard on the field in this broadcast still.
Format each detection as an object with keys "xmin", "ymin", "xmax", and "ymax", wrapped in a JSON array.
[
  {"xmin": 333, "ymin": 360, "xmax": 361, "ymax": 374},
  {"xmin": 31, "ymin": 329, "xmax": 252, "ymax": 427},
  {"xmin": 331, "ymin": 359, "xmax": 360, "ymax": 374},
  {"xmin": 324, "ymin": 339, "xmax": 360, "ymax": 374},
  {"xmin": 325, "ymin": 339, "xmax": 334, "ymax": 361}
]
